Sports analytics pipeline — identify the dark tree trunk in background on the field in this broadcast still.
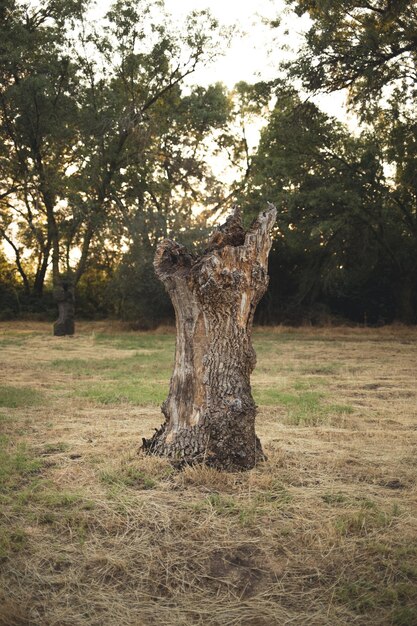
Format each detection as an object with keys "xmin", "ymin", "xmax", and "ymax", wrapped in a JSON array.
[
  {"xmin": 53, "ymin": 279, "xmax": 75, "ymax": 336},
  {"xmin": 142, "ymin": 205, "xmax": 277, "ymax": 471},
  {"xmin": 395, "ymin": 274, "xmax": 416, "ymax": 324}
]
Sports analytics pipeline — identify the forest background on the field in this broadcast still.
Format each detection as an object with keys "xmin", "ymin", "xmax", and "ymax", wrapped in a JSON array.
[{"xmin": 1, "ymin": 0, "xmax": 416, "ymax": 327}]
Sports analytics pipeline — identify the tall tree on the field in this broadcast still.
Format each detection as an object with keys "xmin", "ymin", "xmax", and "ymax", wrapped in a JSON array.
[
  {"xmin": 101, "ymin": 81, "xmax": 232, "ymax": 326},
  {"xmin": 270, "ymin": 0, "xmax": 417, "ymax": 322},
  {"xmin": 240, "ymin": 87, "xmax": 417, "ymax": 323},
  {"xmin": 0, "ymin": 0, "xmax": 84, "ymax": 305},
  {"xmin": 0, "ymin": 0, "xmax": 227, "ymax": 332}
]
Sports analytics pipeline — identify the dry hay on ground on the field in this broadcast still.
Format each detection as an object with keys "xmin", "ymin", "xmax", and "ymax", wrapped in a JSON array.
[{"xmin": 0, "ymin": 323, "xmax": 416, "ymax": 625}]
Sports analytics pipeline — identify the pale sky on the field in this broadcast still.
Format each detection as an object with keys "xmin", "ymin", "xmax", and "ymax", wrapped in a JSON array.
[
  {"xmin": 162, "ymin": 0, "xmax": 349, "ymax": 123},
  {"xmin": 89, "ymin": 0, "xmax": 352, "ymax": 201},
  {"xmin": 86, "ymin": 0, "xmax": 350, "ymax": 123},
  {"xmin": 164, "ymin": 0, "xmax": 287, "ymax": 87},
  {"xmin": 159, "ymin": 0, "xmax": 351, "ymax": 185}
]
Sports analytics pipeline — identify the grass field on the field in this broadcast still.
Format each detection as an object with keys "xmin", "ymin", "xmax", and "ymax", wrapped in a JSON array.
[{"xmin": 0, "ymin": 321, "xmax": 416, "ymax": 626}]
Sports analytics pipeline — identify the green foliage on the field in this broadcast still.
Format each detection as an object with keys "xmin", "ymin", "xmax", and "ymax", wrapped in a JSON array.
[
  {"xmin": 109, "ymin": 246, "xmax": 173, "ymax": 327},
  {"xmin": 285, "ymin": 0, "xmax": 417, "ymax": 116},
  {"xmin": 0, "ymin": 250, "xmax": 21, "ymax": 318},
  {"xmin": 242, "ymin": 83, "xmax": 417, "ymax": 323},
  {"xmin": 0, "ymin": 0, "xmax": 230, "ymax": 320},
  {"xmin": 2, "ymin": 0, "xmax": 416, "ymax": 327},
  {"xmin": 256, "ymin": 0, "xmax": 417, "ymax": 324}
]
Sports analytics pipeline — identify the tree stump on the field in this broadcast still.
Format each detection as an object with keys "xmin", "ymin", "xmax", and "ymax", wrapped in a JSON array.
[
  {"xmin": 53, "ymin": 280, "xmax": 75, "ymax": 336},
  {"xmin": 142, "ymin": 205, "xmax": 277, "ymax": 470}
]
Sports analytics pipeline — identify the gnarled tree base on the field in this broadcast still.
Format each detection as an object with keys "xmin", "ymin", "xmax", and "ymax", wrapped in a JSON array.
[
  {"xmin": 141, "ymin": 205, "xmax": 276, "ymax": 471},
  {"xmin": 142, "ymin": 419, "xmax": 266, "ymax": 471}
]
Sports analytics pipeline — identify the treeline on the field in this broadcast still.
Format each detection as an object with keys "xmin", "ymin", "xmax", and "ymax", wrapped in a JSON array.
[{"xmin": 1, "ymin": 0, "xmax": 416, "ymax": 326}]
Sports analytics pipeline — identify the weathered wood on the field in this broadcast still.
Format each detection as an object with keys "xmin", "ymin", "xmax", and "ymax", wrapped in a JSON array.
[
  {"xmin": 142, "ymin": 205, "xmax": 277, "ymax": 470},
  {"xmin": 53, "ymin": 280, "xmax": 75, "ymax": 336}
]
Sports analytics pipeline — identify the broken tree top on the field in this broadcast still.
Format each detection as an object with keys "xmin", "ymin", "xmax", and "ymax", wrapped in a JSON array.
[
  {"xmin": 144, "ymin": 205, "xmax": 277, "ymax": 471},
  {"xmin": 154, "ymin": 204, "xmax": 277, "ymax": 281}
]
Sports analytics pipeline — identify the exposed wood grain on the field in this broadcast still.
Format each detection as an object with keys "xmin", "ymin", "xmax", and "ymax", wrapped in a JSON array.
[{"xmin": 142, "ymin": 205, "xmax": 277, "ymax": 470}]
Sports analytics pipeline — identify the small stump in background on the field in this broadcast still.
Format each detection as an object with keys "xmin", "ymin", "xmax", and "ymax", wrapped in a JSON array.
[{"xmin": 53, "ymin": 280, "xmax": 75, "ymax": 336}]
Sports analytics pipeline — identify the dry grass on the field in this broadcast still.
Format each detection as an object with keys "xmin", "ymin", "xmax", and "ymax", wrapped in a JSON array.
[{"xmin": 0, "ymin": 321, "xmax": 416, "ymax": 626}]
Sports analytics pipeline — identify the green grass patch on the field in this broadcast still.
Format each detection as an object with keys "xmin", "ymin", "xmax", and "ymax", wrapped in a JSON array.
[
  {"xmin": 0, "ymin": 437, "xmax": 86, "ymax": 511},
  {"xmin": 255, "ymin": 481, "xmax": 292, "ymax": 506},
  {"xmin": 322, "ymin": 492, "xmax": 348, "ymax": 505},
  {"xmin": 336, "ymin": 579, "xmax": 417, "ymax": 619},
  {"xmin": 253, "ymin": 388, "xmax": 325, "ymax": 424},
  {"xmin": 194, "ymin": 492, "xmax": 258, "ymax": 526},
  {"xmin": 392, "ymin": 606, "xmax": 417, "ymax": 626},
  {"xmin": 205, "ymin": 492, "xmax": 239, "ymax": 515},
  {"xmin": 0, "ymin": 335, "xmax": 30, "ymax": 348},
  {"xmin": 50, "ymin": 350, "xmax": 173, "ymax": 404},
  {"xmin": 0, "ymin": 437, "xmax": 44, "ymax": 492},
  {"xmin": 79, "ymin": 381, "xmax": 167, "ymax": 405},
  {"xmin": 0, "ymin": 527, "xmax": 28, "ymax": 559},
  {"xmin": 36, "ymin": 489, "xmax": 85, "ymax": 508},
  {"xmin": 253, "ymin": 339, "xmax": 284, "ymax": 357},
  {"xmin": 253, "ymin": 379, "xmax": 354, "ymax": 423},
  {"xmin": 302, "ymin": 362, "xmax": 341, "ymax": 375},
  {"xmin": 329, "ymin": 403, "xmax": 355, "ymax": 415},
  {"xmin": 194, "ymin": 483, "xmax": 292, "ymax": 527},
  {"xmin": 334, "ymin": 503, "xmax": 400, "ymax": 536},
  {"xmin": 0, "ymin": 385, "xmax": 46, "ymax": 408},
  {"xmin": 253, "ymin": 331, "xmax": 345, "ymax": 344},
  {"xmin": 94, "ymin": 332, "xmax": 175, "ymax": 351},
  {"xmin": 50, "ymin": 352, "xmax": 172, "ymax": 378},
  {"xmin": 100, "ymin": 466, "xmax": 157, "ymax": 490},
  {"xmin": 293, "ymin": 378, "xmax": 326, "ymax": 391},
  {"xmin": 41, "ymin": 442, "xmax": 70, "ymax": 454}
]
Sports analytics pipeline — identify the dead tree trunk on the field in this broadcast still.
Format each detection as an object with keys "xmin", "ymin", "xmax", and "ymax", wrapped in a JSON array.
[
  {"xmin": 53, "ymin": 279, "xmax": 75, "ymax": 336},
  {"xmin": 142, "ymin": 205, "xmax": 277, "ymax": 470}
]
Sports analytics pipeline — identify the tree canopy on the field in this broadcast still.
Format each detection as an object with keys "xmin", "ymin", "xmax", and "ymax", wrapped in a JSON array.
[
  {"xmin": 242, "ymin": 0, "xmax": 417, "ymax": 323},
  {"xmin": 285, "ymin": 0, "xmax": 417, "ymax": 115},
  {"xmin": 0, "ymin": 0, "xmax": 230, "ymax": 320},
  {"xmin": 1, "ymin": 0, "xmax": 417, "ymax": 325}
]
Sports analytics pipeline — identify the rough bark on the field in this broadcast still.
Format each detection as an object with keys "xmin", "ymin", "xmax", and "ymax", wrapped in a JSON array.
[
  {"xmin": 53, "ymin": 279, "xmax": 75, "ymax": 336},
  {"xmin": 142, "ymin": 205, "xmax": 277, "ymax": 471}
]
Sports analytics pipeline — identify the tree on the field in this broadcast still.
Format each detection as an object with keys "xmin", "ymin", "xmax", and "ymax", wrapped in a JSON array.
[
  {"xmin": 269, "ymin": 1, "xmax": 417, "ymax": 322},
  {"xmin": 284, "ymin": 0, "xmax": 417, "ymax": 115},
  {"xmin": 0, "ymin": 0, "xmax": 227, "ymax": 332},
  {"xmin": 142, "ymin": 205, "xmax": 276, "ymax": 470},
  {"xmin": 0, "ymin": 0, "xmax": 84, "ymax": 307},
  {"xmin": 72, "ymin": 78, "xmax": 233, "ymax": 326},
  {"xmin": 0, "ymin": 245, "xmax": 21, "ymax": 319},
  {"xmin": 239, "ymin": 87, "xmax": 417, "ymax": 323}
]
